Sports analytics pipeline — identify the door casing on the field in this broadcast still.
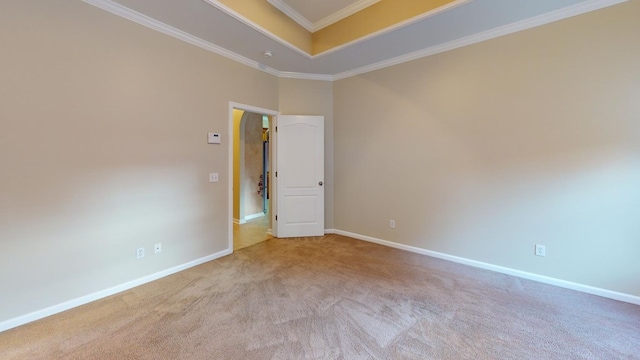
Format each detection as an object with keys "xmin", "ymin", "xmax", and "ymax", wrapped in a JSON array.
[{"xmin": 228, "ymin": 102, "xmax": 279, "ymax": 252}]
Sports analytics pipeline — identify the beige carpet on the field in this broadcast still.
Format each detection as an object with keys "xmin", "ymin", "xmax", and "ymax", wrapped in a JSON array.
[{"xmin": 2, "ymin": 235, "xmax": 639, "ymax": 359}]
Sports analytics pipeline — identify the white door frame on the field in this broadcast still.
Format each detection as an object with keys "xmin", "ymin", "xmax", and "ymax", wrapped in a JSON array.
[{"xmin": 228, "ymin": 102, "xmax": 279, "ymax": 252}]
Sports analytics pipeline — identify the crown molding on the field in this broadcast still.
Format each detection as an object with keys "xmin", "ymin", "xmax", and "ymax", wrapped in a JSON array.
[
  {"xmin": 266, "ymin": 0, "xmax": 314, "ymax": 32},
  {"xmin": 83, "ymin": 0, "xmax": 626, "ymax": 82},
  {"xmin": 82, "ymin": 0, "xmax": 281, "ymax": 77},
  {"xmin": 201, "ymin": 0, "xmax": 313, "ymax": 59},
  {"xmin": 279, "ymin": 72, "xmax": 334, "ymax": 81},
  {"xmin": 313, "ymin": 0, "xmax": 472, "ymax": 59},
  {"xmin": 82, "ymin": 0, "xmax": 332, "ymax": 80},
  {"xmin": 313, "ymin": 0, "xmax": 381, "ymax": 31},
  {"xmin": 333, "ymin": 0, "xmax": 628, "ymax": 80},
  {"xmin": 266, "ymin": 0, "xmax": 381, "ymax": 33}
]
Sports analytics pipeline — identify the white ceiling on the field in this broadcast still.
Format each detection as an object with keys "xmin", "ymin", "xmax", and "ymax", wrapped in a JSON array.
[
  {"xmin": 267, "ymin": 0, "xmax": 381, "ymax": 31},
  {"xmin": 83, "ymin": 0, "xmax": 626, "ymax": 80},
  {"xmin": 279, "ymin": 0, "xmax": 368, "ymax": 23}
]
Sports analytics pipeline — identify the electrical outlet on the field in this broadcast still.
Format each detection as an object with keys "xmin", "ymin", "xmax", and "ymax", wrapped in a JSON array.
[
  {"xmin": 535, "ymin": 244, "xmax": 546, "ymax": 257},
  {"xmin": 389, "ymin": 220, "xmax": 396, "ymax": 228},
  {"xmin": 154, "ymin": 243, "xmax": 162, "ymax": 254},
  {"xmin": 136, "ymin": 247, "xmax": 145, "ymax": 259}
]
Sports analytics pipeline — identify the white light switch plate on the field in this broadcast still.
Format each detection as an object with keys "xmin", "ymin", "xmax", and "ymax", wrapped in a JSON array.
[
  {"xmin": 209, "ymin": 173, "xmax": 219, "ymax": 182},
  {"xmin": 208, "ymin": 133, "xmax": 221, "ymax": 144}
]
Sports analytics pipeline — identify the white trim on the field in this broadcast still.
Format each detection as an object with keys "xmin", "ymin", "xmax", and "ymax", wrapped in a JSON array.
[
  {"xmin": 332, "ymin": 230, "xmax": 640, "ymax": 305},
  {"xmin": 229, "ymin": 102, "xmax": 280, "ymax": 252},
  {"xmin": 83, "ymin": 0, "xmax": 627, "ymax": 82},
  {"xmin": 279, "ymin": 72, "xmax": 334, "ymax": 81},
  {"xmin": 267, "ymin": 0, "xmax": 381, "ymax": 32},
  {"xmin": 233, "ymin": 218, "xmax": 245, "ymax": 225},
  {"xmin": 245, "ymin": 212, "xmax": 265, "ymax": 221},
  {"xmin": 201, "ymin": 0, "xmax": 313, "ymax": 59},
  {"xmin": 314, "ymin": 0, "xmax": 471, "ymax": 59},
  {"xmin": 81, "ymin": 0, "xmax": 280, "ymax": 77},
  {"xmin": 266, "ymin": 0, "xmax": 314, "ymax": 32},
  {"xmin": 0, "ymin": 249, "xmax": 231, "ymax": 332},
  {"xmin": 271, "ymin": 115, "xmax": 278, "ymax": 239},
  {"xmin": 324, "ymin": 229, "xmax": 337, "ymax": 234},
  {"xmin": 313, "ymin": 0, "xmax": 381, "ymax": 31},
  {"xmin": 237, "ymin": 112, "xmax": 248, "ymax": 223},
  {"xmin": 333, "ymin": 0, "xmax": 628, "ymax": 80}
]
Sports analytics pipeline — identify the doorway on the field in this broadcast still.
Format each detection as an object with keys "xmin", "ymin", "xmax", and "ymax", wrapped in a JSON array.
[{"xmin": 229, "ymin": 103, "xmax": 279, "ymax": 252}]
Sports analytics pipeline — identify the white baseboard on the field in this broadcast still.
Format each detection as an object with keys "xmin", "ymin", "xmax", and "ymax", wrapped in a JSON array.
[
  {"xmin": 333, "ymin": 229, "xmax": 640, "ymax": 306},
  {"xmin": 5, "ymin": 230, "xmax": 636, "ymax": 333},
  {"xmin": 245, "ymin": 212, "xmax": 265, "ymax": 221},
  {"xmin": 233, "ymin": 218, "xmax": 246, "ymax": 225},
  {"xmin": 0, "ymin": 248, "xmax": 232, "ymax": 333}
]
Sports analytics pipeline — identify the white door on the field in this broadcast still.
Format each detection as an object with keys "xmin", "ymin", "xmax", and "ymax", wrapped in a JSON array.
[{"xmin": 275, "ymin": 115, "xmax": 324, "ymax": 237}]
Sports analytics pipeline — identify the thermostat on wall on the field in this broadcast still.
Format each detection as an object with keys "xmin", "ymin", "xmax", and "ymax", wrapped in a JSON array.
[{"xmin": 208, "ymin": 133, "xmax": 221, "ymax": 144}]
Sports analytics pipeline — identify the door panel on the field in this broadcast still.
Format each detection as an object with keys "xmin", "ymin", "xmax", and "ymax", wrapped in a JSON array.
[
  {"xmin": 276, "ymin": 115, "xmax": 324, "ymax": 238},
  {"xmin": 284, "ymin": 196, "xmax": 318, "ymax": 223}
]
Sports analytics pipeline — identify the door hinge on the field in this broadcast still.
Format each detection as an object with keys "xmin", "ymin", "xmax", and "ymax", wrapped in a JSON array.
[
  {"xmin": 275, "ymin": 171, "xmax": 278, "ymax": 177},
  {"xmin": 275, "ymin": 215, "xmax": 278, "ymax": 221},
  {"xmin": 275, "ymin": 126, "xmax": 277, "ymax": 132}
]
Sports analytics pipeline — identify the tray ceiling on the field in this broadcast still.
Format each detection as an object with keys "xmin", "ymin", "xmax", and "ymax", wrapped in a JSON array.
[{"xmin": 82, "ymin": 0, "xmax": 626, "ymax": 80}]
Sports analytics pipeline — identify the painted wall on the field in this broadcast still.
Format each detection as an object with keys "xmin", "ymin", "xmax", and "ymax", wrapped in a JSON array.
[
  {"xmin": 0, "ymin": 0, "xmax": 278, "ymax": 323},
  {"xmin": 243, "ymin": 112, "xmax": 265, "ymax": 217},
  {"xmin": 334, "ymin": 1, "xmax": 640, "ymax": 296},
  {"xmin": 233, "ymin": 111, "xmax": 268, "ymax": 223},
  {"xmin": 233, "ymin": 110, "xmax": 243, "ymax": 222},
  {"xmin": 278, "ymin": 78, "xmax": 335, "ymax": 230},
  {"xmin": 312, "ymin": 0, "xmax": 457, "ymax": 54},
  {"xmin": 3, "ymin": 0, "xmax": 638, "ymax": 330},
  {"xmin": 216, "ymin": 0, "xmax": 311, "ymax": 54}
]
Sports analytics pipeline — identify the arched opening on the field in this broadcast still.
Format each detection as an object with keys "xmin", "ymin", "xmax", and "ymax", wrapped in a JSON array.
[{"xmin": 229, "ymin": 103, "xmax": 278, "ymax": 251}]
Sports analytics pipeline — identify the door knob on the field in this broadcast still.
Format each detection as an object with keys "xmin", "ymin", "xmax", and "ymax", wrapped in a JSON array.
[{"xmin": 319, "ymin": 181, "xmax": 323, "ymax": 186}]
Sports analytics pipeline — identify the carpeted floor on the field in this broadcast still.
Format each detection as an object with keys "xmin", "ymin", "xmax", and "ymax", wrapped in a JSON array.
[{"xmin": 1, "ymin": 235, "xmax": 639, "ymax": 359}]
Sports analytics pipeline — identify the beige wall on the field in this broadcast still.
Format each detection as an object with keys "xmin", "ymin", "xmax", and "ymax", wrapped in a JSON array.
[
  {"xmin": 334, "ymin": 1, "xmax": 640, "ymax": 296},
  {"xmin": 278, "ymin": 78, "xmax": 334, "ymax": 229},
  {"xmin": 0, "ymin": 0, "xmax": 277, "ymax": 323},
  {"xmin": 2, "ymin": 0, "xmax": 638, "ymax": 329},
  {"xmin": 242, "ymin": 112, "xmax": 265, "ymax": 216}
]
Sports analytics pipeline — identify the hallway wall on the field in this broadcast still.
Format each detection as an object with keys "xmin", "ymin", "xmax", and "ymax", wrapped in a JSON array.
[{"xmin": 243, "ymin": 112, "xmax": 266, "ymax": 217}]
